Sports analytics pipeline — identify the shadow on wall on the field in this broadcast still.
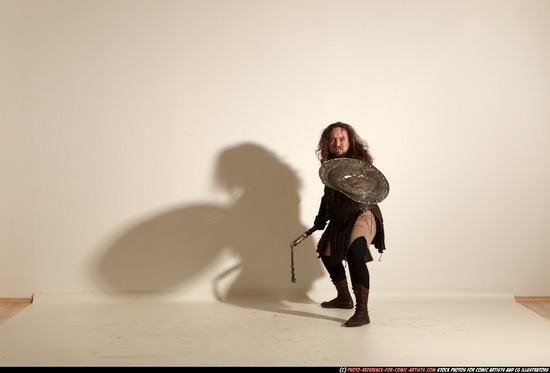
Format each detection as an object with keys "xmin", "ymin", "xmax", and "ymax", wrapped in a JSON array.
[{"xmin": 93, "ymin": 143, "xmax": 325, "ymax": 306}]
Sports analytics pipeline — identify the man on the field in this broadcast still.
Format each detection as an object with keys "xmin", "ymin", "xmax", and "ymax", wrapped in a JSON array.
[{"xmin": 312, "ymin": 122, "xmax": 387, "ymax": 327}]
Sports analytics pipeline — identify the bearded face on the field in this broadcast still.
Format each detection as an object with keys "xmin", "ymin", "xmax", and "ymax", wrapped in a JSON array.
[{"xmin": 328, "ymin": 127, "xmax": 349, "ymax": 158}]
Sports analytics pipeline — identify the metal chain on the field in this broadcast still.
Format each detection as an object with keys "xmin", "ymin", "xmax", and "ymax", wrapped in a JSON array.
[
  {"xmin": 290, "ymin": 243, "xmax": 296, "ymax": 283},
  {"xmin": 289, "ymin": 228, "xmax": 315, "ymax": 283}
]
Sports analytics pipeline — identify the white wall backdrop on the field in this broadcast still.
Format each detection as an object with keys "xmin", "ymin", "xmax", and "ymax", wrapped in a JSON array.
[{"xmin": 2, "ymin": 0, "xmax": 549, "ymax": 298}]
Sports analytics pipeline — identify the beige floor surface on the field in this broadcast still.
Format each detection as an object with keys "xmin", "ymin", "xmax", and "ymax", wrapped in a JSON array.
[{"xmin": 1, "ymin": 291, "xmax": 550, "ymax": 367}]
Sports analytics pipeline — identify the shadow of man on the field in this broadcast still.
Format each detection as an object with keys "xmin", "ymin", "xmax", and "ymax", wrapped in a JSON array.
[
  {"xmin": 211, "ymin": 143, "xmax": 341, "ymax": 322},
  {"xmin": 94, "ymin": 143, "xmax": 339, "ymax": 321}
]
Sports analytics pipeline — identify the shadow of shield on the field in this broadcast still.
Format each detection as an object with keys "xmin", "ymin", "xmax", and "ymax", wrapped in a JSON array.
[{"xmin": 96, "ymin": 203, "xmax": 228, "ymax": 291}]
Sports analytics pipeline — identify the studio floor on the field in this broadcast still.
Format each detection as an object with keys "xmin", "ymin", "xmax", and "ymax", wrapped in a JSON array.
[{"xmin": 1, "ymin": 290, "xmax": 550, "ymax": 367}]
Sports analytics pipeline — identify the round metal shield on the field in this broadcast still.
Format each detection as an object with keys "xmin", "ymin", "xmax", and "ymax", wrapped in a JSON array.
[{"xmin": 319, "ymin": 158, "xmax": 390, "ymax": 204}]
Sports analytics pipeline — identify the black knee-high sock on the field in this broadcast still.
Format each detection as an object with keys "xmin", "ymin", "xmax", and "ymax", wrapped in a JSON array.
[
  {"xmin": 346, "ymin": 236, "xmax": 370, "ymax": 288},
  {"xmin": 321, "ymin": 255, "xmax": 346, "ymax": 282}
]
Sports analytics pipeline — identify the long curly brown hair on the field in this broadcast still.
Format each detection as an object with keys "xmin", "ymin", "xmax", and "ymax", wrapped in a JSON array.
[{"xmin": 315, "ymin": 122, "xmax": 373, "ymax": 164}]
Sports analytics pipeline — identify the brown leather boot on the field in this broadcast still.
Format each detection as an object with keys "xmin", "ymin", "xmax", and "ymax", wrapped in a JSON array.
[
  {"xmin": 321, "ymin": 279, "xmax": 354, "ymax": 309},
  {"xmin": 344, "ymin": 284, "xmax": 370, "ymax": 327}
]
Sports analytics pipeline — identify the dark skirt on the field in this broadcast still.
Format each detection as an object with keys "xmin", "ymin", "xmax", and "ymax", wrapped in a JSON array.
[{"xmin": 316, "ymin": 205, "xmax": 385, "ymax": 266}]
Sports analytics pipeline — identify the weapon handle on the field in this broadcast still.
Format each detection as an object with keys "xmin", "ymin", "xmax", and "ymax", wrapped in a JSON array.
[{"xmin": 290, "ymin": 227, "xmax": 316, "ymax": 247}]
